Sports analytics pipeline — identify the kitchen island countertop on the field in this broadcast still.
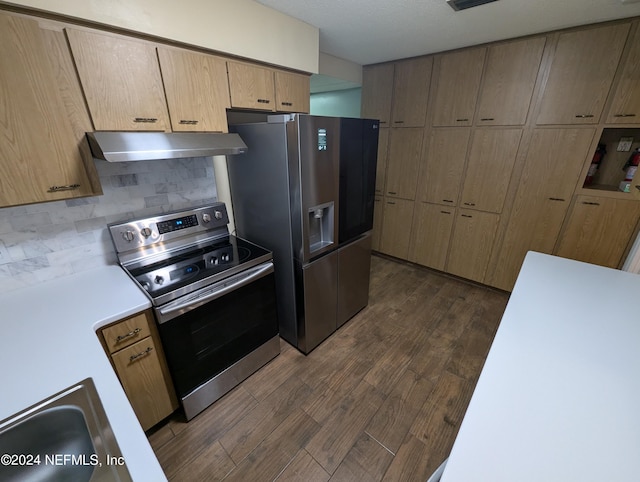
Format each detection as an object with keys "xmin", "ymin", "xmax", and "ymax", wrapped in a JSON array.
[{"xmin": 0, "ymin": 265, "xmax": 165, "ymax": 482}]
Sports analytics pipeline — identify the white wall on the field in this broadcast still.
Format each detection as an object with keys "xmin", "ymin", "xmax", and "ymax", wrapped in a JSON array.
[{"xmin": 5, "ymin": 0, "xmax": 319, "ymax": 73}]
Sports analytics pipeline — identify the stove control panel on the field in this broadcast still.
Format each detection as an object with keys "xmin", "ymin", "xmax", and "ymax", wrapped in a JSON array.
[{"xmin": 109, "ymin": 204, "xmax": 230, "ymax": 253}]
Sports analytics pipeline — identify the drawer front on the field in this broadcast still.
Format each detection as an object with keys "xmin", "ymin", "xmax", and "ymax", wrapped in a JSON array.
[{"xmin": 101, "ymin": 312, "xmax": 152, "ymax": 354}]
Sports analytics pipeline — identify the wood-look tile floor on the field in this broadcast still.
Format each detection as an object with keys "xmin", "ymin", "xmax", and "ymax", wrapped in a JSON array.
[{"xmin": 148, "ymin": 255, "xmax": 509, "ymax": 481}]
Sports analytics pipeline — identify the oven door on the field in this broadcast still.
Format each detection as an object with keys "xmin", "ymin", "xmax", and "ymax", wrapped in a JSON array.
[{"xmin": 155, "ymin": 261, "xmax": 278, "ymax": 414}]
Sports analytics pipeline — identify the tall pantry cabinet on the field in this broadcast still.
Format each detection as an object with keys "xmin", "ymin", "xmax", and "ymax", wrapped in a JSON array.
[{"xmin": 364, "ymin": 18, "xmax": 640, "ymax": 291}]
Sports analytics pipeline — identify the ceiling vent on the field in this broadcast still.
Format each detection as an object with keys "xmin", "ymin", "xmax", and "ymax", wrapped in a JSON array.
[{"xmin": 447, "ymin": 0, "xmax": 499, "ymax": 11}]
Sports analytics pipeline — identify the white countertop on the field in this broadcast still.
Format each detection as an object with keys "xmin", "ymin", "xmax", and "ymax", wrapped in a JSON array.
[
  {"xmin": 441, "ymin": 252, "xmax": 640, "ymax": 482},
  {"xmin": 0, "ymin": 265, "xmax": 166, "ymax": 482}
]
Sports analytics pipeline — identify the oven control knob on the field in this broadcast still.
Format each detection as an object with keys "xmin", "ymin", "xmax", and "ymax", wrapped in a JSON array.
[
  {"xmin": 202, "ymin": 213, "xmax": 211, "ymax": 223},
  {"xmin": 154, "ymin": 275, "xmax": 165, "ymax": 285},
  {"xmin": 214, "ymin": 210, "xmax": 223, "ymax": 220},
  {"xmin": 122, "ymin": 230, "xmax": 135, "ymax": 242},
  {"xmin": 140, "ymin": 227, "xmax": 152, "ymax": 238}
]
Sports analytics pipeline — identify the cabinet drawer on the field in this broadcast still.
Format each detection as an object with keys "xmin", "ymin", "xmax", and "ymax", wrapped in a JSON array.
[
  {"xmin": 111, "ymin": 336, "xmax": 175, "ymax": 430},
  {"xmin": 101, "ymin": 312, "xmax": 152, "ymax": 354}
]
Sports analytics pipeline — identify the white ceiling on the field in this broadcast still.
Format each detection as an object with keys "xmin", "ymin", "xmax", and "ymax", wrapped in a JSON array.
[{"xmin": 256, "ymin": 0, "xmax": 640, "ymax": 67}]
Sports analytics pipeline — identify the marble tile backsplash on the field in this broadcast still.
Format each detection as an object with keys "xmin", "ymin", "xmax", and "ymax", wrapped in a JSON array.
[{"xmin": 0, "ymin": 157, "xmax": 217, "ymax": 293}]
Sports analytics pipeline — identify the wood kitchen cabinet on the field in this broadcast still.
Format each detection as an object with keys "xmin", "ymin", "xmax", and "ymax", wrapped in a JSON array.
[
  {"xmin": 66, "ymin": 28, "xmax": 170, "ymax": 131},
  {"xmin": 227, "ymin": 61, "xmax": 276, "ymax": 111},
  {"xmin": 390, "ymin": 57, "xmax": 433, "ymax": 128},
  {"xmin": 416, "ymin": 128, "xmax": 471, "ymax": 206},
  {"xmin": 446, "ymin": 209, "xmax": 499, "ymax": 283},
  {"xmin": 431, "ymin": 47, "xmax": 486, "ymax": 127},
  {"xmin": 488, "ymin": 128, "xmax": 596, "ymax": 291},
  {"xmin": 459, "ymin": 128, "xmax": 522, "ymax": 213},
  {"xmin": 372, "ymin": 196, "xmax": 384, "ymax": 251},
  {"xmin": 157, "ymin": 47, "xmax": 230, "ymax": 132},
  {"xmin": 361, "ymin": 63, "xmax": 394, "ymax": 126},
  {"xmin": 605, "ymin": 24, "xmax": 640, "ymax": 124},
  {"xmin": 274, "ymin": 70, "xmax": 310, "ymax": 113},
  {"xmin": 555, "ymin": 195, "xmax": 640, "ymax": 268},
  {"xmin": 385, "ymin": 128, "xmax": 424, "ymax": 199},
  {"xmin": 99, "ymin": 310, "xmax": 178, "ymax": 431},
  {"xmin": 475, "ymin": 37, "xmax": 546, "ymax": 126},
  {"xmin": 375, "ymin": 128, "xmax": 390, "ymax": 195},
  {"xmin": 409, "ymin": 202, "xmax": 455, "ymax": 271},
  {"xmin": 379, "ymin": 198, "xmax": 415, "ymax": 259},
  {"xmin": 0, "ymin": 13, "xmax": 101, "ymax": 207},
  {"xmin": 536, "ymin": 23, "xmax": 630, "ymax": 125}
]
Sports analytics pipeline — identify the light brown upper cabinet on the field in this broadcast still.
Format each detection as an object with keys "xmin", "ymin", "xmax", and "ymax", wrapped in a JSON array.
[
  {"xmin": 157, "ymin": 47, "xmax": 230, "ymax": 132},
  {"xmin": 361, "ymin": 63, "xmax": 394, "ymax": 126},
  {"xmin": 431, "ymin": 47, "xmax": 486, "ymax": 127},
  {"xmin": 227, "ymin": 61, "xmax": 276, "ymax": 111},
  {"xmin": 66, "ymin": 28, "xmax": 170, "ymax": 131},
  {"xmin": 475, "ymin": 37, "xmax": 546, "ymax": 126},
  {"xmin": 0, "ymin": 13, "xmax": 100, "ymax": 207},
  {"xmin": 446, "ymin": 209, "xmax": 499, "ymax": 283},
  {"xmin": 385, "ymin": 128, "xmax": 424, "ymax": 200},
  {"xmin": 536, "ymin": 23, "xmax": 630, "ymax": 125},
  {"xmin": 555, "ymin": 195, "xmax": 640, "ymax": 268},
  {"xmin": 375, "ymin": 128, "xmax": 389, "ymax": 195},
  {"xmin": 391, "ymin": 57, "xmax": 433, "ymax": 128},
  {"xmin": 459, "ymin": 129, "xmax": 522, "ymax": 213},
  {"xmin": 274, "ymin": 70, "xmax": 310, "ymax": 113},
  {"xmin": 605, "ymin": 24, "xmax": 640, "ymax": 124},
  {"xmin": 417, "ymin": 128, "xmax": 471, "ymax": 206},
  {"xmin": 488, "ymin": 128, "xmax": 596, "ymax": 291}
]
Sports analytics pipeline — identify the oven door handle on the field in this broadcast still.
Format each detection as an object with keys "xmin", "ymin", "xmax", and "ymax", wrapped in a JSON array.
[{"xmin": 157, "ymin": 261, "xmax": 274, "ymax": 322}]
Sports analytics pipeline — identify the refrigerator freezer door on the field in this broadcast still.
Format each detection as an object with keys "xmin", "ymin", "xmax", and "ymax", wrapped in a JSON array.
[
  {"xmin": 300, "ymin": 251, "xmax": 338, "ymax": 353},
  {"xmin": 337, "ymin": 233, "xmax": 372, "ymax": 327}
]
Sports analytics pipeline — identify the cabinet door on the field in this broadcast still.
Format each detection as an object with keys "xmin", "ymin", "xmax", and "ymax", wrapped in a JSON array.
[
  {"xmin": 605, "ymin": 25, "xmax": 640, "ymax": 124},
  {"xmin": 361, "ymin": 63, "xmax": 394, "ymax": 126},
  {"xmin": 459, "ymin": 129, "xmax": 522, "ymax": 213},
  {"xmin": 227, "ymin": 61, "xmax": 276, "ymax": 111},
  {"xmin": 476, "ymin": 37, "xmax": 546, "ymax": 126},
  {"xmin": 111, "ymin": 336, "xmax": 177, "ymax": 430},
  {"xmin": 375, "ymin": 128, "xmax": 389, "ymax": 195},
  {"xmin": 488, "ymin": 128, "xmax": 596, "ymax": 290},
  {"xmin": 409, "ymin": 202, "xmax": 455, "ymax": 271},
  {"xmin": 66, "ymin": 28, "xmax": 169, "ymax": 131},
  {"xmin": 447, "ymin": 209, "xmax": 499, "ymax": 283},
  {"xmin": 157, "ymin": 47, "xmax": 230, "ymax": 132},
  {"xmin": 536, "ymin": 23, "xmax": 630, "ymax": 125},
  {"xmin": 379, "ymin": 198, "xmax": 415, "ymax": 259},
  {"xmin": 385, "ymin": 128, "xmax": 424, "ymax": 200},
  {"xmin": 391, "ymin": 57, "xmax": 433, "ymax": 128},
  {"xmin": 372, "ymin": 196, "xmax": 384, "ymax": 251},
  {"xmin": 431, "ymin": 48, "xmax": 486, "ymax": 127},
  {"xmin": 0, "ymin": 14, "xmax": 99, "ymax": 207},
  {"xmin": 555, "ymin": 196, "xmax": 640, "ymax": 268},
  {"xmin": 274, "ymin": 70, "xmax": 310, "ymax": 113},
  {"xmin": 417, "ymin": 128, "xmax": 470, "ymax": 206}
]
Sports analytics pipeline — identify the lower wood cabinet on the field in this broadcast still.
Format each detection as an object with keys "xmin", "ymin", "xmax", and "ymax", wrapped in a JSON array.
[
  {"xmin": 379, "ymin": 198, "xmax": 415, "ymax": 259},
  {"xmin": 555, "ymin": 196, "xmax": 640, "ymax": 268},
  {"xmin": 409, "ymin": 202, "xmax": 455, "ymax": 271},
  {"xmin": 99, "ymin": 310, "xmax": 178, "ymax": 431},
  {"xmin": 372, "ymin": 196, "xmax": 384, "ymax": 251},
  {"xmin": 446, "ymin": 209, "xmax": 499, "ymax": 283}
]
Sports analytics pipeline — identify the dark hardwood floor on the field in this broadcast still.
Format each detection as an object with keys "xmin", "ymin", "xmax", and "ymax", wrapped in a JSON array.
[{"xmin": 148, "ymin": 254, "xmax": 509, "ymax": 481}]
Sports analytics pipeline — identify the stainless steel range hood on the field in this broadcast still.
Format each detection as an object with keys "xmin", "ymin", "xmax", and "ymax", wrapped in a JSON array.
[{"xmin": 86, "ymin": 131, "xmax": 248, "ymax": 162}]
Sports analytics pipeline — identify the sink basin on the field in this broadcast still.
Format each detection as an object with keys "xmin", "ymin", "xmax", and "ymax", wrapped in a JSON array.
[{"xmin": 0, "ymin": 378, "xmax": 132, "ymax": 482}]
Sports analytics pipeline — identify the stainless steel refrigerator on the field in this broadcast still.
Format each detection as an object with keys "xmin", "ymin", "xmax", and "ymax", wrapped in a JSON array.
[{"xmin": 228, "ymin": 114, "xmax": 379, "ymax": 353}]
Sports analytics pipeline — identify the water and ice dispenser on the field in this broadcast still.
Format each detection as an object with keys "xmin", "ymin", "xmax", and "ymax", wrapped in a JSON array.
[{"xmin": 307, "ymin": 202, "xmax": 335, "ymax": 256}]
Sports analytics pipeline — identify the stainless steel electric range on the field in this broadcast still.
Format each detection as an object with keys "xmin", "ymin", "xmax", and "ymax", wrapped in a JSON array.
[{"xmin": 108, "ymin": 203, "xmax": 280, "ymax": 421}]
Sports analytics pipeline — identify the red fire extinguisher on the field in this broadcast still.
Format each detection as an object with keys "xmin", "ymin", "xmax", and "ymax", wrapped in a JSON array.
[
  {"xmin": 584, "ymin": 144, "xmax": 606, "ymax": 186},
  {"xmin": 623, "ymin": 147, "xmax": 640, "ymax": 182}
]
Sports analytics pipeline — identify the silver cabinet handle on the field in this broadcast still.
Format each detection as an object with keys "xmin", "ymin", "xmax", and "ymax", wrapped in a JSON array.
[
  {"xmin": 48, "ymin": 184, "xmax": 80, "ymax": 192},
  {"xmin": 440, "ymin": 210, "xmax": 452, "ymax": 214},
  {"xmin": 133, "ymin": 117, "xmax": 158, "ymax": 123},
  {"xmin": 548, "ymin": 197, "xmax": 565, "ymax": 202},
  {"xmin": 129, "ymin": 346, "xmax": 153, "ymax": 363},
  {"xmin": 461, "ymin": 214, "xmax": 473, "ymax": 218},
  {"xmin": 393, "ymin": 120, "xmax": 405, "ymax": 124},
  {"xmin": 442, "ymin": 199, "xmax": 454, "ymax": 203},
  {"xmin": 456, "ymin": 118, "xmax": 469, "ymax": 122},
  {"xmin": 480, "ymin": 118, "xmax": 495, "ymax": 121},
  {"xmin": 257, "ymin": 98, "xmax": 271, "ymax": 104},
  {"xmin": 281, "ymin": 101, "xmax": 293, "ymax": 107},
  {"xmin": 582, "ymin": 201, "xmax": 600, "ymax": 206},
  {"xmin": 613, "ymin": 114, "xmax": 636, "ymax": 118},
  {"xmin": 115, "ymin": 327, "xmax": 141, "ymax": 343},
  {"xmin": 575, "ymin": 114, "xmax": 594, "ymax": 118},
  {"xmin": 179, "ymin": 120, "xmax": 199, "ymax": 125},
  {"xmin": 387, "ymin": 191, "xmax": 397, "ymax": 195},
  {"xmin": 463, "ymin": 202, "xmax": 476, "ymax": 206}
]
